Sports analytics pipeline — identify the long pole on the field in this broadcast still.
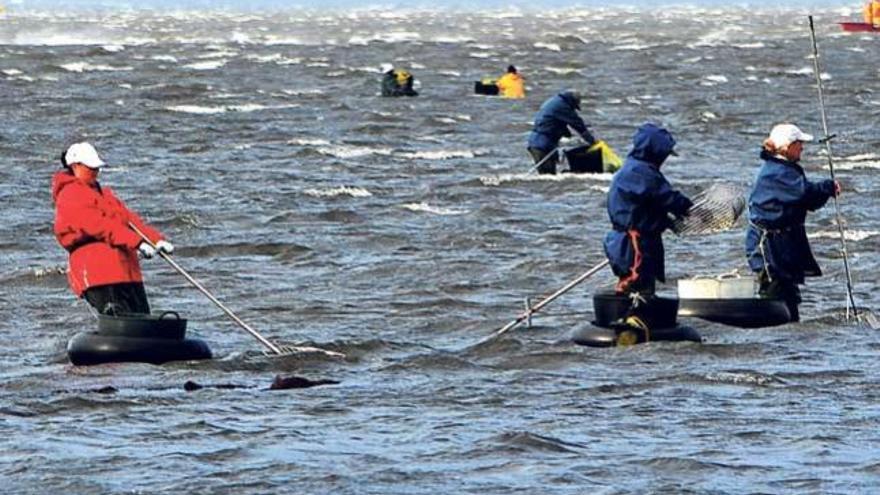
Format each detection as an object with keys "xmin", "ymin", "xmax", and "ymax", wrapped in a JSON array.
[
  {"xmin": 129, "ymin": 222, "xmax": 284, "ymax": 354},
  {"xmin": 807, "ymin": 16, "xmax": 859, "ymax": 321},
  {"xmin": 477, "ymin": 259, "xmax": 610, "ymax": 345},
  {"xmin": 528, "ymin": 146, "xmax": 561, "ymax": 173}
]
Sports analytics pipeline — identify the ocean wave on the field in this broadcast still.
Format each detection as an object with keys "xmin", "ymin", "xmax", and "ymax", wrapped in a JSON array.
[
  {"xmin": 288, "ymin": 137, "xmax": 331, "ymax": 146},
  {"xmin": 263, "ymin": 36, "xmax": 306, "ymax": 46},
  {"xmin": 316, "ymin": 145, "xmax": 393, "ymax": 159},
  {"xmin": 808, "ymin": 230, "xmax": 878, "ymax": 242},
  {"xmin": 545, "ymin": 67, "xmax": 580, "ymax": 75},
  {"xmin": 150, "ymin": 55, "xmax": 179, "ymax": 63},
  {"xmin": 304, "ymin": 186, "xmax": 373, "ymax": 198},
  {"xmin": 280, "ymin": 89, "xmax": 324, "ymax": 97},
  {"xmin": 468, "ymin": 52, "xmax": 493, "ymax": 59},
  {"xmin": 702, "ymin": 74, "xmax": 728, "ymax": 85},
  {"xmin": 833, "ymin": 154, "xmax": 880, "ymax": 170},
  {"xmin": 400, "ymin": 202, "xmax": 467, "ymax": 216},
  {"xmin": 59, "ymin": 62, "xmax": 133, "ymax": 72},
  {"xmin": 480, "ymin": 173, "xmax": 612, "ymax": 189},
  {"xmin": 399, "ymin": 150, "xmax": 476, "ymax": 160},
  {"xmin": 430, "ymin": 35, "xmax": 474, "ymax": 43},
  {"xmin": 197, "ymin": 50, "xmax": 238, "ymax": 59},
  {"xmin": 183, "ymin": 60, "xmax": 227, "ymax": 70},
  {"xmin": 2, "ymin": 69, "xmax": 23, "ymax": 76},
  {"xmin": 166, "ymin": 103, "xmax": 299, "ymax": 114},
  {"xmin": 534, "ymin": 42, "xmax": 561, "ymax": 51},
  {"xmin": 786, "ymin": 67, "xmax": 831, "ymax": 80}
]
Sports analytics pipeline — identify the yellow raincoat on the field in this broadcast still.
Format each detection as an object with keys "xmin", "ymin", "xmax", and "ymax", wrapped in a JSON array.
[
  {"xmin": 495, "ymin": 72, "xmax": 525, "ymax": 99},
  {"xmin": 865, "ymin": 0, "xmax": 880, "ymax": 27}
]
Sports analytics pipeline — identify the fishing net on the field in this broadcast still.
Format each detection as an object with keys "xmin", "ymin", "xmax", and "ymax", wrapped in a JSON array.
[{"xmin": 671, "ymin": 183, "xmax": 746, "ymax": 236}]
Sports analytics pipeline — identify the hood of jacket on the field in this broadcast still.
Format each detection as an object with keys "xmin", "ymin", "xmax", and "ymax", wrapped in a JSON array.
[
  {"xmin": 558, "ymin": 91, "xmax": 580, "ymax": 110},
  {"xmin": 52, "ymin": 170, "xmax": 81, "ymax": 203},
  {"xmin": 629, "ymin": 123, "xmax": 676, "ymax": 166}
]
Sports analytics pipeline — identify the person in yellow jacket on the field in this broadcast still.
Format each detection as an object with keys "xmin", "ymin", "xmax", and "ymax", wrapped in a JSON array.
[
  {"xmin": 865, "ymin": 0, "xmax": 880, "ymax": 27},
  {"xmin": 495, "ymin": 65, "xmax": 525, "ymax": 99}
]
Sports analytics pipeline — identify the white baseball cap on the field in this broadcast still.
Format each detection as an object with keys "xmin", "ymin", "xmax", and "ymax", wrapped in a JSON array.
[
  {"xmin": 768, "ymin": 124, "xmax": 814, "ymax": 149},
  {"xmin": 379, "ymin": 63, "xmax": 393, "ymax": 73},
  {"xmin": 64, "ymin": 142, "xmax": 105, "ymax": 169}
]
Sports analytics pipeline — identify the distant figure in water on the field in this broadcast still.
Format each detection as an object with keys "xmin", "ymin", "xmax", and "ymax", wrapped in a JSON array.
[
  {"xmin": 745, "ymin": 123, "xmax": 840, "ymax": 322},
  {"xmin": 380, "ymin": 63, "xmax": 418, "ymax": 97},
  {"xmin": 604, "ymin": 123, "xmax": 692, "ymax": 334},
  {"xmin": 527, "ymin": 90, "xmax": 595, "ymax": 174},
  {"xmin": 52, "ymin": 142, "xmax": 174, "ymax": 315},
  {"xmin": 865, "ymin": 0, "xmax": 880, "ymax": 27},
  {"xmin": 495, "ymin": 65, "xmax": 525, "ymax": 99}
]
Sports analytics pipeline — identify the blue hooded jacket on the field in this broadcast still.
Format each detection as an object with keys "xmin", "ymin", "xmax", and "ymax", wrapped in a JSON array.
[
  {"xmin": 744, "ymin": 150, "xmax": 835, "ymax": 284},
  {"xmin": 527, "ymin": 91, "xmax": 594, "ymax": 152},
  {"xmin": 603, "ymin": 123, "xmax": 693, "ymax": 285}
]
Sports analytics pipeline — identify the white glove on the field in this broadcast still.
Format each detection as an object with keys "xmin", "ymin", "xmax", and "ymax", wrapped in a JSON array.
[
  {"xmin": 155, "ymin": 240, "xmax": 174, "ymax": 255},
  {"xmin": 138, "ymin": 242, "xmax": 156, "ymax": 259}
]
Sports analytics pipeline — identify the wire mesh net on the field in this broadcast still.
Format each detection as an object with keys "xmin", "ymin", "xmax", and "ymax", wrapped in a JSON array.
[{"xmin": 671, "ymin": 183, "xmax": 746, "ymax": 236}]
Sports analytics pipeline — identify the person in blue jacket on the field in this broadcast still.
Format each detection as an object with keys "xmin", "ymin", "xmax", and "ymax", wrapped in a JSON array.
[
  {"xmin": 603, "ymin": 123, "xmax": 693, "ymax": 329},
  {"xmin": 527, "ymin": 90, "xmax": 595, "ymax": 174},
  {"xmin": 744, "ymin": 123, "xmax": 839, "ymax": 322}
]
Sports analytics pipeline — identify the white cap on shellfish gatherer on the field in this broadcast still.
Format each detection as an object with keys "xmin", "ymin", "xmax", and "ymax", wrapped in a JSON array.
[
  {"xmin": 379, "ymin": 63, "xmax": 394, "ymax": 73},
  {"xmin": 64, "ymin": 142, "xmax": 105, "ymax": 169},
  {"xmin": 768, "ymin": 123, "xmax": 814, "ymax": 149}
]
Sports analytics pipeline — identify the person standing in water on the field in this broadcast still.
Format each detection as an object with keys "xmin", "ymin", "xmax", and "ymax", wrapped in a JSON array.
[
  {"xmin": 526, "ymin": 90, "xmax": 594, "ymax": 174},
  {"xmin": 603, "ymin": 123, "xmax": 693, "ymax": 333},
  {"xmin": 864, "ymin": 0, "xmax": 880, "ymax": 28},
  {"xmin": 52, "ymin": 142, "xmax": 174, "ymax": 315},
  {"xmin": 495, "ymin": 65, "xmax": 525, "ymax": 99},
  {"xmin": 744, "ymin": 123, "xmax": 840, "ymax": 322},
  {"xmin": 380, "ymin": 63, "xmax": 418, "ymax": 97}
]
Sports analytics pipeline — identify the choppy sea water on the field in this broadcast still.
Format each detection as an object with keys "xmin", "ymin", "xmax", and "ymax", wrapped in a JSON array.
[{"xmin": 1, "ymin": 6, "xmax": 879, "ymax": 494}]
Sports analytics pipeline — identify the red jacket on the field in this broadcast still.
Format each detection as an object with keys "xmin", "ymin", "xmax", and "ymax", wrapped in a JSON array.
[{"xmin": 52, "ymin": 170, "xmax": 164, "ymax": 296}]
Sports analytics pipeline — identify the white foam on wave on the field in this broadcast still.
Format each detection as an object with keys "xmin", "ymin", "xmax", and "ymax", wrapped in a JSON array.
[
  {"xmin": 468, "ymin": 52, "xmax": 493, "ymax": 59},
  {"xmin": 288, "ymin": 137, "xmax": 331, "ymax": 146},
  {"xmin": 430, "ymin": 35, "xmax": 474, "ymax": 43},
  {"xmin": 480, "ymin": 173, "xmax": 613, "ymax": 189},
  {"xmin": 102, "ymin": 44, "xmax": 125, "ymax": 52},
  {"xmin": 166, "ymin": 103, "xmax": 299, "ymax": 114},
  {"xmin": 808, "ymin": 230, "xmax": 878, "ymax": 242},
  {"xmin": 59, "ymin": 62, "xmax": 132, "ymax": 72},
  {"xmin": 151, "ymin": 55, "xmax": 178, "ymax": 63},
  {"xmin": 831, "ymin": 153, "xmax": 880, "ymax": 170},
  {"xmin": 230, "ymin": 32, "xmax": 251, "ymax": 44},
  {"xmin": 787, "ymin": 67, "xmax": 831, "ymax": 80},
  {"xmin": 401, "ymin": 202, "xmax": 467, "ymax": 216},
  {"xmin": 317, "ymin": 145, "xmax": 393, "ymax": 159},
  {"xmin": 184, "ymin": 60, "xmax": 227, "ymax": 70},
  {"xmin": 281, "ymin": 88, "xmax": 325, "ymax": 97},
  {"xmin": 2, "ymin": 69, "xmax": 23, "ymax": 76},
  {"xmin": 701, "ymin": 74, "xmax": 728, "ymax": 86},
  {"xmin": 304, "ymin": 186, "xmax": 373, "ymax": 198},
  {"xmin": 534, "ymin": 42, "xmax": 561, "ymax": 51},
  {"xmin": 611, "ymin": 43, "xmax": 657, "ymax": 52},
  {"xmin": 263, "ymin": 36, "xmax": 306, "ymax": 46},
  {"xmin": 197, "ymin": 50, "xmax": 238, "ymax": 59},
  {"xmin": 545, "ymin": 67, "xmax": 580, "ymax": 75},
  {"xmin": 399, "ymin": 150, "xmax": 475, "ymax": 160},
  {"xmin": 439, "ymin": 70, "xmax": 461, "ymax": 77},
  {"xmin": 731, "ymin": 42, "xmax": 765, "ymax": 49}
]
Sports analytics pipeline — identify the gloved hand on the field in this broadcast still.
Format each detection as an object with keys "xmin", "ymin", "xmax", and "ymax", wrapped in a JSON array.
[
  {"xmin": 138, "ymin": 242, "xmax": 156, "ymax": 259},
  {"xmin": 155, "ymin": 240, "xmax": 174, "ymax": 255}
]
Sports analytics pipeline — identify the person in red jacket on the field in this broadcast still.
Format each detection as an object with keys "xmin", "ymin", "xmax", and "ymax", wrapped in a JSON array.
[{"xmin": 52, "ymin": 142, "xmax": 174, "ymax": 315}]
